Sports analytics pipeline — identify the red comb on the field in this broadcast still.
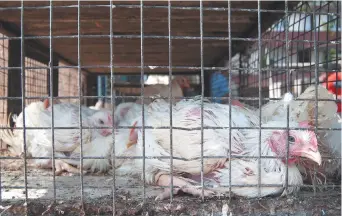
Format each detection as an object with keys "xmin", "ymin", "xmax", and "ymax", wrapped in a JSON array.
[
  {"xmin": 299, "ymin": 121, "xmax": 311, "ymax": 128},
  {"xmin": 43, "ymin": 99, "xmax": 50, "ymax": 109},
  {"xmin": 130, "ymin": 121, "xmax": 138, "ymax": 137}
]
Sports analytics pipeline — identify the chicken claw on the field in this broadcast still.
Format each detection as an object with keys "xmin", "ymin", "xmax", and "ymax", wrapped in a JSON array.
[
  {"xmin": 243, "ymin": 167, "xmax": 254, "ymax": 176},
  {"xmin": 212, "ymin": 159, "xmax": 227, "ymax": 170},
  {"xmin": 44, "ymin": 160, "xmax": 87, "ymax": 176},
  {"xmin": 154, "ymin": 174, "xmax": 215, "ymax": 200},
  {"xmin": 54, "ymin": 160, "xmax": 78, "ymax": 175}
]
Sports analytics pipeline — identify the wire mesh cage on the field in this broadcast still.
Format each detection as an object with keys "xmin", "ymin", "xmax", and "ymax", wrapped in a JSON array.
[
  {"xmin": 235, "ymin": 1, "xmax": 341, "ymax": 104},
  {"xmin": 58, "ymin": 60, "xmax": 88, "ymax": 104},
  {"xmin": 24, "ymin": 57, "xmax": 49, "ymax": 104},
  {"xmin": 0, "ymin": 1, "xmax": 340, "ymax": 215},
  {"xmin": 0, "ymin": 33, "xmax": 8, "ymax": 126}
]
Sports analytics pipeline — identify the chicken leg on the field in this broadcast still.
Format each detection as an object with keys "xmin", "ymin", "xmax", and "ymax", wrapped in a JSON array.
[
  {"xmin": 54, "ymin": 160, "xmax": 81, "ymax": 176},
  {"xmin": 154, "ymin": 173, "xmax": 216, "ymax": 200},
  {"xmin": 37, "ymin": 159, "xmax": 84, "ymax": 176}
]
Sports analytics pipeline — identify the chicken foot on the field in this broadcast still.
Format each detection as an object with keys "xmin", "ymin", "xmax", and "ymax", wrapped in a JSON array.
[
  {"xmin": 210, "ymin": 158, "xmax": 227, "ymax": 171},
  {"xmin": 54, "ymin": 160, "xmax": 82, "ymax": 176},
  {"xmin": 37, "ymin": 159, "xmax": 84, "ymax": 176},
  {"xmin": 154, "ymin": 173, "xmax": 216, "ymax": 200}
]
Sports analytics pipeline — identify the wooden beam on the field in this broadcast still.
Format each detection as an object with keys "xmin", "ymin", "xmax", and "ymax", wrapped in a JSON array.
[{"xmin": 0, "ymin": 21, "xmax": 92, "ymax": 75}]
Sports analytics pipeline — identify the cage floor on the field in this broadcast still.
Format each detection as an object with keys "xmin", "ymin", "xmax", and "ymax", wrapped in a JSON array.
[{"xmin": 0, "ymin": 160, "xmax": 340, "ymax": 216}]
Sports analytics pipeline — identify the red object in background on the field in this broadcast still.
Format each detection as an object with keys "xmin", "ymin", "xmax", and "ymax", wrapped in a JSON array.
[{"xmin": 322, "ymin": 72, "xmax": 342, "ymax": 113}]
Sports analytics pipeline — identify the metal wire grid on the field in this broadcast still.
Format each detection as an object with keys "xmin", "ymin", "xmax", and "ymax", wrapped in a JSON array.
[
  {"xmin": 58, "ymin": 60, "xmax": 87, "ymax": 104},
  {"xmin": 0, "ymin": 33, "xmax": 8, "ymax": 152},
  {"xmin": 0, "ymin": 1, "xmax": 339, "ymax": 213},
  {"xmin": 1, "ymin": 4, "xmax": 339, "ymax": 74},
  {"xmin": 0, "ymin": 33, "xmax": 8, "ymax": 126},
  {"xmin": 105, "ymin": 74, "xmax": 201, "ymax": 104},
  {"xmin": 237, "ymin": 1, "xmax": 341, "ymax": 105},
  {"xmin": 24, "ymin": 57, "xmax": 49, "ymax": 104}
]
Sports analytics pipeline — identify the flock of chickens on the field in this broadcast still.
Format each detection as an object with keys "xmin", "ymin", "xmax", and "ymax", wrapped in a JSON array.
[{"xmin": 0, "ymin": 81, "xmax": 341, "ymax": 200}]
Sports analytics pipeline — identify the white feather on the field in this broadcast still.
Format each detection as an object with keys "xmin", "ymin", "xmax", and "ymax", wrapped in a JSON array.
[
  {"xmin": 283, "ymin": 92, "xmax": 294, "ymax": 107},
  {"xmin": 128, "ymin": 98, "xmax": 259, "ymax": 184},
  {"xmin": 206, "ymin": 159, "xmax": 302, "ymax": 198},
  {"xmin": 204, "ymin": 120, "xmax": 307, "ymax": 198},
  {"xmin": 1, "ymin": 101, "xmax": 47, "ymax": 156}
]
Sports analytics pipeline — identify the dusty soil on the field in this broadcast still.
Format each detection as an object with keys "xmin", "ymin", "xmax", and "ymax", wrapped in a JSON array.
[
  {"xmin": 0, "ymin": 159, "xmax": 340, "ymax": 215},
  {"xmin": 0, "ymin": 191, "xmax": 340, "ymax": 216}
]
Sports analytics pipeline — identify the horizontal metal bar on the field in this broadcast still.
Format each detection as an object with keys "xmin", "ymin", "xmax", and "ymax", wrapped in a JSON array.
[
  {"xmin": 0, "ymin": 34, "xmax": 340, "ymax": 45},
  {"xmin": 1, "ymin": 184, "xmax": 339, "ymax": 191},
  {"xmin": 1, "ymin": 64, "xmax": 340, "ymax": 73},
  {"xmin": 0, "ymin": 95, "xmax": 340, "ymax": 103},
  {"xmin": 0, "ymin": 4, "xmax": 338, "ymax": 17},
  {"xmin": 1, "ymin": 154, "xmax": 340, "ymax": 160},
  {"xmin": 2, "ymin": 126, "xmax": 340, "ymax": 131}
]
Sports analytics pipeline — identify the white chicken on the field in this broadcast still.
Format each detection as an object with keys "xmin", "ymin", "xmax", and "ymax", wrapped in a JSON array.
[
  {"xmin": 109, "ymin": 102, "xmax": 143, "ymax": 176},
  {"xmin": 121, "ymin": 97, "xmax": 261, "ymax": 199},
  {"xmin": 1, "ymin": 100, "xmax": 116, "ymax": 175},
  {"xmin": 89, "ymin": 99, "xmax": 105, "ymax": 110},
  {"xmin": 115, "ymin": 97, "xmax": 322, "ymax": 200},
  {"xmin": 258, "ymin": 85, "xmax": 341, "ymax": 186},
  {"xmin": 199, "ymin": 120, "xmax": 321, "ymax": 198},
  {"xmin": 135, "ymin": 76, "xmax": 191, "ymax": 105},
  {"xmin": 53, "ymin": 132, "xmax": 116, "ymax": 175},
  {"xmin": 1, "ymin": 99, "xmax": 51, "ymax": 156},
  {"xmin": 114, "ymin": 102, "xmax": 143, "ymax": 127}
]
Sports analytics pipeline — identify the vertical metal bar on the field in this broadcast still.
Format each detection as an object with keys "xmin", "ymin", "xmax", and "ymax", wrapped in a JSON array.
[
  {"xmin": 333, "ymin": 2, "xmax": 338, "ymax": 104},
  {"xmin": 98, "ymin": 75, "xmax": 107, "ymax": 101},
  {"xmin": 336, "ymin": 2, "xmax": 340, "ymax": 109},
  {"xmin": 257, "ymin": 0, "xmax": 262, "ymax": 197},
  {"xmin": 312, "ymin": 0, "xmax": 319, "ymax": 196},
  {"xmin": 140, "ymin": 0, "xmax": 146, "ymax": 202},
  {"xmin": 275, "ymin": 25, "xmax": 279, "ymax": 98},
  {"xmin": 337, "ymin": 2, "xmax": 341, "ymax": 76},
  {"xmin": 284, "ymin": 0, "xmax": 290, "ymax": 192},
  {"xmin": 238, "ymin": 54, "xmax": 242, "ymax": 96},
  {"xmin": 167, "ymin": 0, "xmax": 174, "ymax": 202},
  {"xmin": 20, "ymin": 0, "xmax": 29, "ymax": 205},
  {"xmin": 293, "ymin": 8, "xmax": 299, "ymax": 96},
  {"xmin": 199, "ymin": 0, "xmax": 204, "ymax": 201},
  {"xmin": 227, "ymin": 0, "xmax": 232, "ymax": 201},
  {"xmin": 324, "ymin": 3, "xmax": 330, "ymax": 81},
  {"xmin": 49, "ymin": 0, "xmax": 56, "ymax": 202},
  {"xmin": 97, "ymin": 76, "xmax": 102, "ymax": 98},
  {"xmin": 301, "ymin": 5, "xmax": 307, "ymax": 94},
  {"xmin": 308, "ymin": 2, "xmax": 313, "ymax": 88},
  {"xmin": 109, "ymin": 0, "xmax": 116, "ymax": 214},
  {"xmin": 77, "ymin": 0, "xmax": 85, "ymax": 202}
]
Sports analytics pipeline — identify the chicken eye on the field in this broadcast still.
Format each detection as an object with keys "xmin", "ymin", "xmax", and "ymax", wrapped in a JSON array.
[
  {"xmin": 99, "ymin": 119, "xmax": 104, "ymax": 124},
  {"xmin": 288, "ymin": 135, "xmax": 295, "ymax": 143}
]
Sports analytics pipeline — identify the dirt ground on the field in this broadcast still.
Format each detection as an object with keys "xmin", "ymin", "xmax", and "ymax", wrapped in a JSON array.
[
  {"xmin": 0, "ymin": 161, "xmax": 340, "ymax": 216},
  {"xmin": 0, "ymin": 190, "xmax": 340, "ymax": 215}
]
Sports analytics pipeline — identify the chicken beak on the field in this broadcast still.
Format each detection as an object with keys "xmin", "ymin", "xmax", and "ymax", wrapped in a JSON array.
[
  {"xmin": 126, "ymin": 140, "xmax": 137, "ymax": 149},
  {"xmin": 301, "ymin": 150, "xmax": 322, "ymax": 166}
]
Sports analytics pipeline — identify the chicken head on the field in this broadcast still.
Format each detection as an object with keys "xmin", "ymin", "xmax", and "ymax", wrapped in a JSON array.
[
  {"xmin": 43, "ymin": 98, "xmax": 62, "ymax": 110},
  {"xmin": 267, "ymin": 121, "xmax": 321, "ymax": 166},
  {"xmin": 88, "ymin": 111, "xmax": 115, "ymax": 136},
  {"xmin": 174, "ymin": 76, "xmax": 190, "ymax": 89}
]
